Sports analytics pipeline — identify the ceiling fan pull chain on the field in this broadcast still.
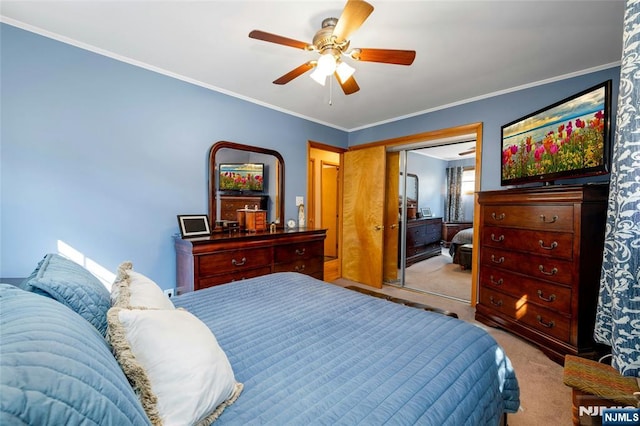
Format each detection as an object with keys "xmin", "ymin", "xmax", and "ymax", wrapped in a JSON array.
[{"xmin": 329, "ymin": 76, "xmax": 333, "ymax": 106}]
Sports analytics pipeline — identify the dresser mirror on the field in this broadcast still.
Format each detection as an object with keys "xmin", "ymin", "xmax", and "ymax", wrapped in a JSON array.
[
  {"xmin": 399, "ymin": 172, "xmax": 418, "ymax": 220},
  {"xmin": 208, "ymin": 141, "xmax": 285, "ymax": 229}
]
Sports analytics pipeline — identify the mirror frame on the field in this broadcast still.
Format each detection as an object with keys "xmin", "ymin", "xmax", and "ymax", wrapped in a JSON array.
[{"xmin": 208, "ymin": 141, "xmax": 285, "ymax": 230}]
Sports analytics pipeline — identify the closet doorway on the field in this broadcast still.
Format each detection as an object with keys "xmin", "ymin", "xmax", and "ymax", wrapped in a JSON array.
[{"xmin": 391, "ymin": 141, "xmax": 477, "ymax": 303}]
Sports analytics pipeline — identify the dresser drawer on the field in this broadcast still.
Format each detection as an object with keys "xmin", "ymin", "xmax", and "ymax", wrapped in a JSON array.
[
  {"xmin": 197, "ymin": 266, "xmax": 272, "ymax": 290},
  {"xmin": 480, "ymin": 247, "xmax": 574, "ymax": 285},
  {"xmin": 480, "ymin": 266, "xmax": 572, "ymax": 313},
  {"xmin": 479, "ymin": 289, "xmax": 571, "ymax": 342},
  {"xmin": 483, "ymin": 204, "xmax": 574, "ymax": 231},
  {"xmin": 482, "ymin": 226, "xmax": 574, "ymax": 259},
  {"xmin": 274, "ymin": 241, "xmax": 323, "ymax": 262},
  {"xmin": 197, "ymin": 247, "xmax": 272, "ymax": 276},
  {"xmin": 407, "ymin": 226, "xmax": 427, "ymax": 246},
  {"xmin": 274, "ymin": 257, "xmax": 323, "ymax": 275}
]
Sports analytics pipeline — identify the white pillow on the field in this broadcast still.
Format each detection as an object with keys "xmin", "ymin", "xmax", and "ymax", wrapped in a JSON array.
[
  {"xmin": 107, "ymin": 307, "xmax": 243, "ymax": 425},
  {"xmin": 111, "ymin": 261, "xmax": 175, "ymax": 310}
]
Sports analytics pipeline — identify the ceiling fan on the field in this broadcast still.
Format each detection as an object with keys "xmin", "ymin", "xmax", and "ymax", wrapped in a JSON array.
[
  {"xmin": 458, "ymin": 146, "xmax": 476, "ymax": 156},
  {"xmin": 248, "ymin": 0, "xmax": 416, "ymax": 95}
]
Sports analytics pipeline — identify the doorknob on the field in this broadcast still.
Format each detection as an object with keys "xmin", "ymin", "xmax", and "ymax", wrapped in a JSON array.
[
  {"xmin": 390, "ymin": 223, "xmax": 398, "ymax": 229},
  {"xmin": 374, "ymin": 225, "xmax": 384, "ymax": 231}
]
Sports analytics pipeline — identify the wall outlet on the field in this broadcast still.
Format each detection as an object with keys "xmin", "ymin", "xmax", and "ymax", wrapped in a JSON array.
[
  {"xmin": 296, "ymin": 196, "xmax": 304, "ymax": 206},
  {"xmin": 163, "ymin": 288, "xmax": 174, "ymax": 298}
]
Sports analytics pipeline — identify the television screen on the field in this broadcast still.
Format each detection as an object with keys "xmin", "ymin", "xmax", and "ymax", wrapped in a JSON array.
[
  {"xmin": 501, "ymin": 80, "xmax": 611, "ymax": 186},
  {"xmin": 219, "ymin": 163, "xmax": 264, "ymax": 192}
]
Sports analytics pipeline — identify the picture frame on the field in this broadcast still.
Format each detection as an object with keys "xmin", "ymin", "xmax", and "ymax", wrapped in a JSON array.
[
  {"xmin": 421, "ymin": 208, "xmax": 432, "ymax": 218},
  {"xmin": 177, "ymin": 214, "xmax": 211, "ymax": 238}
]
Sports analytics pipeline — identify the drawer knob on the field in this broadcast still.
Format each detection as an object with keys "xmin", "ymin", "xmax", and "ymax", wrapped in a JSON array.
[
  {"xmin": 294, "ymin": 264, "xmax": 306, "ymax": 272},
  {"xmin": 295, "ymin": 248, "xmax": 306, "ymax": 256},
  {"xmin": 537, "ymin": 290, "xmax": 557, "ymax": 302},
  {"xmin": 536, "ymin": 315, "xmax": 555, "ymax": 328},
  {"xmin": 491, "ymin": 212, "xmax": 506, "ymax": 221},
  {"xmin": 489, "ymin": 296, "xmax": 503, "ymax": 307},
  {"xmin": 231, "ymin": 257, "xmax": 247, "ymax": 266},
  {"xmin": 489, "ymin": 275, "xmax": 503, "ymax": 286},
  {"xmin": 538, "ymin": 240, "xmax": 558, "ymax": 250},
  {"xmin": 540, "ymin": 214, "xmax": 558, "ymax": 224},
  {"xmin": 490, "ymin": 255, "xmax": 505, "ymax": 264},
  {"xmin": 490, "ymin": 234, "xmax": 505, "ymax": 242},
  {"xmin": 538, "ymin": 265, "xmax": 558, "ymax": 276}
]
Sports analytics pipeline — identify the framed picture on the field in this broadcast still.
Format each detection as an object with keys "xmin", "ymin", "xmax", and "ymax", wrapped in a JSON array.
[
  {"xmin": 177, "ymin": 214, "xmax": 211, "ymax": 238},
  {"xmin": 421, "ymin": 208, "xmax": 432, "ymax": 218}
]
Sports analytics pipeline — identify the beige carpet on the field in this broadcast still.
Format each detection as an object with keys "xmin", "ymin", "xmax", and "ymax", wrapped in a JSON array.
[
  {"xmin": 332, "ymin": 278, "xmax": 572, "ymax": 426},
  {"xmin": 402, "ymin": 249, "xmax": 472, "ymax": 301}
]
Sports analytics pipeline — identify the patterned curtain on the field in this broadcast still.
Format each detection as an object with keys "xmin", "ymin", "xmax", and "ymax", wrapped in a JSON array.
[
  {"xmin": 593, "ymin": 0, "xmax": 640, "ymax": 376},
  {"xmin": 445, "ymin": 166, "xmax": 463, "ymax": 221}
]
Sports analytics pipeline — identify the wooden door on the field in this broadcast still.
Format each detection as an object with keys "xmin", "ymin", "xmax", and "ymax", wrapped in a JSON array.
[
  {"xmin": 321, "ymin": 162, "xmax": 339, "ymax": 258},
  {"xmin": 342, "ymin": 145, "xmax": 386, "ymax": 288},
  {"xmin": 383, "ymin": 152, "xmax": 400, "ymax": 283}
]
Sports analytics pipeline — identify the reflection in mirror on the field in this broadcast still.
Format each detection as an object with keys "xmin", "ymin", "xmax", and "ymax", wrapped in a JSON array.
[
  {"xmin": 208, "ymin": 141, "xmax": 284, "ymax": 230},
  {"xmin": 399, "ymin": 172, "xmax": 418, "ymax": 220}
]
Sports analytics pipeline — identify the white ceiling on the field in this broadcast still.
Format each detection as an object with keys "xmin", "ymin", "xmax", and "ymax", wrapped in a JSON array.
[{"xmin": 0, "ymin": 1, "xmax": 625, "ymax": 132}]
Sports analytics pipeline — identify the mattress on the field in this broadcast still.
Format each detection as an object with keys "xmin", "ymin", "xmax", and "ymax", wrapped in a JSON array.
[{"xmin": 173, "ymin": 272, "xmax": 519, "ymax": 425}]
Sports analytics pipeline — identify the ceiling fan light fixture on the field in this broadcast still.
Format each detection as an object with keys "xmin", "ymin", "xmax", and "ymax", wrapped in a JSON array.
[
  {"xmin": 316, "ymin": 52, "xmax": 337, "ymax": 75},
  {"xmin": 309, "ymin": 68, "xmax": 327, "ymax": 86},
  {"xmin": 336, "ymin": 61, "xmax": 355, "ymax": 83}
]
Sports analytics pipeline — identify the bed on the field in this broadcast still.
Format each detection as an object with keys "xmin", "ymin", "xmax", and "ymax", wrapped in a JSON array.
[
  {"xmin": 174, "ymin": 272, "xmax": 520, "ymax": 425},
  {"xmin": 449, "ymin": 227, "xmax": 474, "ymax": 263},
  {"xmin": 2, "ymin": 254, "xmax": 519, "ymax": 426}
]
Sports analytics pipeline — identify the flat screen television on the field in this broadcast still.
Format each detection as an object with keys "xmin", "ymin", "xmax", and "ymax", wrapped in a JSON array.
[
  {"xmin": 218, "ymin": 163, "xmax": 264, "ymax": 193},
  {"xmin": 501, "ymin": 80, "xmax": 612, "ymax": 186}
]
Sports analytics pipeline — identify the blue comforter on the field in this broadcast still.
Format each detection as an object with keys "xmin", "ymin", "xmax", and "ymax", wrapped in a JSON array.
[{"xmin": 173, "ymin": 272, "xmax": 519, "ymax": 425}]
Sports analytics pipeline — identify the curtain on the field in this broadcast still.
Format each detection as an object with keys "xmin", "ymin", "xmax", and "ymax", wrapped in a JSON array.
[
  {"xmin": 445, "ymin": 166, "xmax": 463, "ymax": 221},
  {"xmin": 593, "ymin": 0, "xmax": 640, "ymax": 376}
]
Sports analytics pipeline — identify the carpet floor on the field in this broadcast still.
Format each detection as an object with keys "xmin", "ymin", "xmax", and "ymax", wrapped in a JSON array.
[
  {"xmin": 402, "ymin": 249, "xmax": 472, "ymax": 301},
  {"xmin": 331, "ymin": 278, "xmax": 573, "ymax": 426}
]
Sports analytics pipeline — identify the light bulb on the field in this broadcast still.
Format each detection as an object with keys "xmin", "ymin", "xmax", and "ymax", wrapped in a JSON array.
[{"xmin": 316, "ymin": 53, "xmax": 337, "ymax": 76}]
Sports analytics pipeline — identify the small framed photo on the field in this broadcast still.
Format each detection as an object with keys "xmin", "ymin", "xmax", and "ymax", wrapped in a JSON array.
[
  {"xmin": 177, "ymin": 214, "xmax": 211, "ymax": 238},
  {"xmin": 421, "ymin": 208, "xmax": 432, "ymax": 218}
]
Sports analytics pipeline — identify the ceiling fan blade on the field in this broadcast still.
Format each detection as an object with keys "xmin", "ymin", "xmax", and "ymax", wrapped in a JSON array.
[
  {"xmin": 351, "ymin": 48, "xmax": 416, "ymax": 65},
  {"xmin": 332, "ymin": 0, "xmax": 374, "ymax": 42},
  {"xmin": 273, "ymin": 62, "xmax": 316, "ymax": 85},
  {"xmin": 335, "ymin": 74, "xmax": 360, "ymax": 95},
  {"xmin": 458, "ymin": 147, "xmax": 476, "ymax": 156},
  {"xmin": 249, "ymin": 30, "xmax": 310, "ymax": 50}
]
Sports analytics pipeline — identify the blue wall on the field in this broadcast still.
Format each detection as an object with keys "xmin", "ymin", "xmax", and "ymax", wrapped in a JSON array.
[
  {"xmin": 406, "ymin": 152, "xmax": 446, "ymax": 218},
  {"xmin": 0, "ymin": 22, "xmax": 620, "ymax": 288},
  {"xmin": 0, "ymin": 24, "xmax": 347, "ymax": 285}
]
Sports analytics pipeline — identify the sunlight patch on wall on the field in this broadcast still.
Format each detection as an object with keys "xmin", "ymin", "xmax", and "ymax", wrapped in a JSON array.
[{"xmin": 57, "ymin": 240, "xmax": 115, "ymax": 289}]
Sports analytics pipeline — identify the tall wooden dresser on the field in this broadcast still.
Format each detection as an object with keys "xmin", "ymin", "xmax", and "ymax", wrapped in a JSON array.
[
  {"xmin": 175, "ymin": 228, "xmax": 326, "ymax": 294},
  {"xmin": 475, "ymin": 184, "xmax": 608, "ymax": 364}
]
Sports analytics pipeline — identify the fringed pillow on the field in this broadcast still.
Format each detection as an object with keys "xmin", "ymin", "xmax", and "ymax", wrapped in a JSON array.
[
  {"xmin": 107, "ymin": 307, "xmax": 242, "ymax": 425},
  {"xmin": 111, "ymin": 262, "xmax": 175, "ymax": 310}
]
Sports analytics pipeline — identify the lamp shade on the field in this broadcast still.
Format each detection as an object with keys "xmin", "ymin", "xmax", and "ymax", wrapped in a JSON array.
[{"xmin": 336, "ymin": 61, "xmax": 355, "ymax": 83}]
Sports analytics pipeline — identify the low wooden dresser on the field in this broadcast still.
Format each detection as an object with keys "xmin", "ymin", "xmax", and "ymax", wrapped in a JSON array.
[
  {"xmin": 400, "ymin": 217, "xmax": 443, "ymax": 267},
  {"xmin": 175, "ymin": 228, "xmax": 326, "ymax": 294},
  {"xmin": 475, "ymin": 184, "xmax": 608, "ymax": 364}
]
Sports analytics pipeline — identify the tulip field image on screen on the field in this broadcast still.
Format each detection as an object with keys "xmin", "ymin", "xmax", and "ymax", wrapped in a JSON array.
[{"xmin": 501, "ymin": 84, "xmax": 607, "ymax": 184}]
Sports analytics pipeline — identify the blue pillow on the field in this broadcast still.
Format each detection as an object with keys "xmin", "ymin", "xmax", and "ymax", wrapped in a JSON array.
[
  {"xmin": 21, "ymin": 253, "xmax": 111, "ymax": 336},
  {"xmin": 0, "ymin": 284, "xmax": 151, "ymax": 425}
]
